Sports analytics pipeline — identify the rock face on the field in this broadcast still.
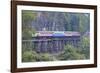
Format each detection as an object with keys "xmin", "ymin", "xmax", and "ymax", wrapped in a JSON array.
[{"xmin": 31, "ymin": 12, "xmax": 78, "ymax": 31}]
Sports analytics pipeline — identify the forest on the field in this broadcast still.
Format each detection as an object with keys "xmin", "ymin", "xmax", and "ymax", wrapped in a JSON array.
[{"xmin": 22, "ymin": 10, "xmax": 90, "ymax": 62}]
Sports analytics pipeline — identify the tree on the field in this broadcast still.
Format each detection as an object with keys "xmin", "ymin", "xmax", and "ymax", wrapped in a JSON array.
[
  {"xmin": 78, "ymin": 14, "xmax": 90, "ymax": 34},
  {"xmin": 22, "ymin": 10, "xmax": 37, "ymax": 39},
  {"xmin": 22, "ymin": 51, "xmax": 37, "ymax": 62},
  {"xmin": 80, "ymin": 36, "xmax": 90, "ymax": 59},
  {"xmin": 58, "ymin": 44, "xmax": 85, "ymax": 60}
]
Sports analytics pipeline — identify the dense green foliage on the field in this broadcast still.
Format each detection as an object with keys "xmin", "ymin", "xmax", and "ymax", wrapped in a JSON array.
[
  {"xmin": 22, "ymin": 10, "xmax": 36, "ymax": 39},
  {"xmin": 22, "ymin": 50, "xmax": 56, "ymax": 62},
  {"xmin": 58, "ymin": 44, "xmax": 85, "ymax": 60},
  {"xmin": 22, "ymin": 51, "xmax": 35, "ymax": 62},
  {"xmin": 80, "ymin": 36, "xmax": 90, "ymax": 59},
  {"xmin": 22, "ymin": 10, "xmax": 37, "ymax": 25}
]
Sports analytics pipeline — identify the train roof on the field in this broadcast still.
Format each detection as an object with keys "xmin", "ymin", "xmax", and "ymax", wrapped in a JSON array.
[{"xmin": 33, "ymin": 31, "xmax": 80, "ymax": 37}]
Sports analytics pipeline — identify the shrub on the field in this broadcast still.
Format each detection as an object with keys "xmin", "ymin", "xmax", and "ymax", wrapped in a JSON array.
[
  {"xmin": 36, "ymin": 53, "xmax": 55, "ymax": 61},
  {"xmin": 80, "ymin": 36, "xmax": 90, "ymax": 59},
  {"xmin": 58, "ymin": 44, "xmax": 85, "ymax": 60},
  {"xmin": 22, "ymin": 51, "xmax": 39, "ymax": 62},
  {"xmin": 22, "ymin": 51, "xmax": 34, "ymax": 62},
  {"xmin": 22, "ymin": 50, "xmax": 56, "ymax": 62}
]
